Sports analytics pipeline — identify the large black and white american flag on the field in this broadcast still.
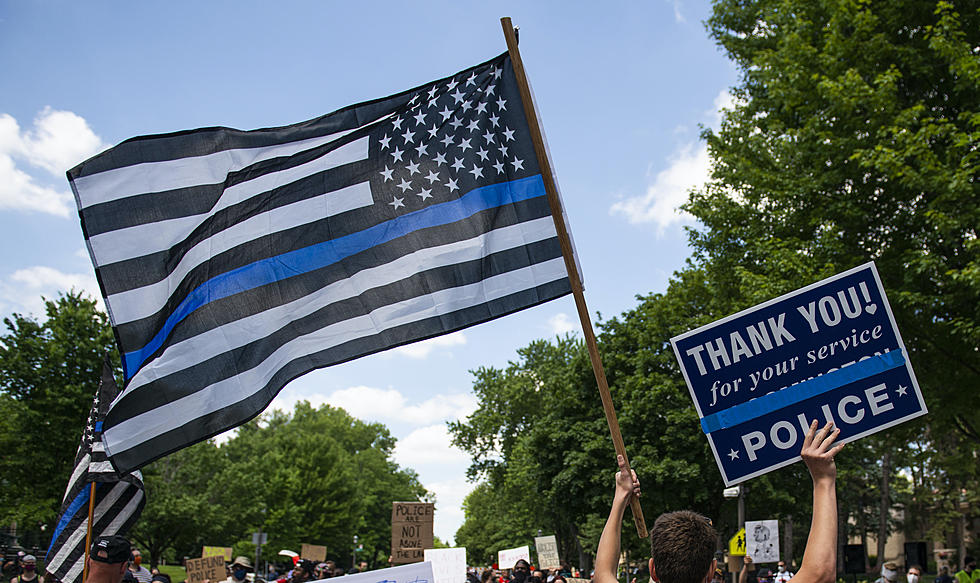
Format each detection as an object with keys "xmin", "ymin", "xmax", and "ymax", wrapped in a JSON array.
[
  {"xmin": 68, "ymin": 53, "xmax": 573, "ymax": 473},
  {"xmin": 46, "ymin": 360, "xmax": 146, "ymax": 583}
]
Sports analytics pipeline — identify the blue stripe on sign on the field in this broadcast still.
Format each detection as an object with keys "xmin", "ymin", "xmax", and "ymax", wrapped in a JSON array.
[
  {"xmin": 124, "ymin": 174, "xmax": 548, "ymax": 379},
  {"xmin": 46, "ymin": 482, "xmax": 100, "ymax": 557},
  {"xmin": 699, "ymin": 350, "xmax": 906, "ymax": 434}
]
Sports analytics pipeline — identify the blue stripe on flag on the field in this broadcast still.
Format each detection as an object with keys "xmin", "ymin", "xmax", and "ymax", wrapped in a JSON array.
[
  {"xmin": 124, "ymin": 174, "xmax": 548, "ymax": 378},
  {"xmin": 46, "ymin": 483, "xmax": 99, "ymax": 557},
  {"xmin": 699, "ymin": 350, "xmax": 906, "ymax": 434}
]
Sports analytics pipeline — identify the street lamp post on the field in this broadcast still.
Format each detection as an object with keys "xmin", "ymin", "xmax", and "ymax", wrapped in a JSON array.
[{"xmin": 352, "ymin": 535, "xmax": 358, "ymax": 570}]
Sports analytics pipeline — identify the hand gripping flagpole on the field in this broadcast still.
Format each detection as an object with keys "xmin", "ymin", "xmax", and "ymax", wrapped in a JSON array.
[{"xmin": 500, "ymin": 16, "xmax": 648, "ymax": 539}]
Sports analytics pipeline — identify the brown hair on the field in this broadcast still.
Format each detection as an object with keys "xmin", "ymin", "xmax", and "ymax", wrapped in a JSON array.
[{"xmin": 649, "ymin": 511, "xmax": 717, "ymax": 583}]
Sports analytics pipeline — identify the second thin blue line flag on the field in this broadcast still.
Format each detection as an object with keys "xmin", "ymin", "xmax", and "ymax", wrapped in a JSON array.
[{"xmin": 69, "ymin": 53, "xmax": 573, "ymax": 473}]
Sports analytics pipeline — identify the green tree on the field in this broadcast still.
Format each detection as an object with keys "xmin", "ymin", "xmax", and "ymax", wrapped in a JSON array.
[{"xmin": 0, "ymin": 291, "xmax": 118, "ymax": 547}]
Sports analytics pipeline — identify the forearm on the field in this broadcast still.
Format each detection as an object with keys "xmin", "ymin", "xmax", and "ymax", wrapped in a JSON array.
[
  {"xmin": 595, "ymin": 494, "xmax": 630, "ymax": 583},
  {"xmin": 796, "ymin": 478, "xmax": 838, "ymax": 583}
]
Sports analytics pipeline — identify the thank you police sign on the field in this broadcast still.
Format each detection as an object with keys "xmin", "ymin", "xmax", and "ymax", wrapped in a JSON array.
[{"xmin": 671, "ymin": 263, "xmax": 926, "ymax": 485}]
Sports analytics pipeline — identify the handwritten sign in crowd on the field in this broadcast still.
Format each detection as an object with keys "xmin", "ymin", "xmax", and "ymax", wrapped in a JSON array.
[
  {"xmin": 424, "ymin": 548, "xmax": 467, "ymax": 583},
  {"xmin": 201, "ymin": 546, "xmax": 232, "ymax": 561},
  {"xmin": 534, "ymin": 535, "xmax": 560, "ymax": 569},
  {"xmin": 302, "ymin": 544, "xmax": 327, "ymax": 562},
  {"xmin": 185, "ymin": 555, "xmax": 226, "ymax": 583},
  {"xmin": 391, "ymin": 502, "xmax": 434, "ymax": 564},
  {"xmin": 497, "ymin": 546, "xmax": 530, "ymax": 570},
  {"xmin": 672, "ymin": 263, "xmax": 926, "ymax": 485}
]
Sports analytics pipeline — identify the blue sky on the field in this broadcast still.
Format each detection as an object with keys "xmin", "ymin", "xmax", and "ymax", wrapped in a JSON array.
[{"xmin": 0, "ymin": 2, "xmax": 737, "ymax": 545}]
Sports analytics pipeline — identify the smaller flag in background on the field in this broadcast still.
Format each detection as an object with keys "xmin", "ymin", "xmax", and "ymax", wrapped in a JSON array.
[{"xmin": 45, "ymin": 359, "xmax": 145, "ymax": 583}]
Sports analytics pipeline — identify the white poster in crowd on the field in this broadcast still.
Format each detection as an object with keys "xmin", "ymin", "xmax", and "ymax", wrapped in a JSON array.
[
  {"xmin": 745, "ymin": 520, "xmax": 780, "ymax": 563},
  {"xmin": 534, "ymin": 535, "xmax": 560, "ymax": 569},
  {"xmin": 312, "ymin": 562, "xmax": 434, "ymax": 583},
  {"xmin": 424, "ymin": 548, "xmax": 467, "ymax": 583},
  {"xmin": 497, "ymin": 546, "xmax": 531, "ymax": 570}
]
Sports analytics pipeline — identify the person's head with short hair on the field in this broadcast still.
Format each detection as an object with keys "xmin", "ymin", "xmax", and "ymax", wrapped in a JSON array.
[
  {"xmin": 964, "ymin": 558, "xmax": 976, "ymax": 573},
  {"xmin": 85, "ymin": 535, "xmax": 131, "ymax": 583},
  {"xmin": 648, "ymin": 511, "xmax": 717, "ymax": 583}
]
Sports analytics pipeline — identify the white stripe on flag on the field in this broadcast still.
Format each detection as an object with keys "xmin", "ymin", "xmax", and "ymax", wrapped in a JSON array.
[
  {"xmin": 73, "ymin": 128, "xmax": 361, "ymax": 208},
  {"xmin": 87, "ymin": 460, "xmax": 116, "ymax": 474},
  {"xmin": 62, "ymin": 454, "xmax": 90, "ymax": 500},
  {"xmin": 104, "ymin": 256, "xmax": 568, "ymax": 457},
  {"xmin": 105, "ymin": 181, "xmax": 373, "ymax": 325},
  {"xmin": 87, "ymin": 137, "xmax": 371, "ymax": 266},
  {"xmin": 123, "ymin": 217, "xmax": 560, "ymax": 394}
]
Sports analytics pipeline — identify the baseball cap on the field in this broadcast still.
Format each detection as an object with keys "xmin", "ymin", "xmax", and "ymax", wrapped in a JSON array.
[{"xmin": 91, "ymin": 535, "xmax": 132, "ymax": 564}]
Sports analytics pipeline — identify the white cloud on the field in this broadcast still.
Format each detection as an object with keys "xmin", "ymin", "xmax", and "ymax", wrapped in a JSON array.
[
  {"xmin": 0, "ymin": 265, "xmax": 102, "ymax": 318},
  {"xmin": 610, "ymin": 90, "xmax": 735, "ymax": 234},
  {"xmin": 667, "ymin": 0, "xmax": 686, "ymax": 22},
  {"xmin": 547, "ymin": 312, "xmax": 576, "ymax": 336},
  {"xmin": 269, "ymin": 384, "xmax": 478, "ymax": 426},
  {"xmin": 389, "ymin": 330, "xmax": 467, "ymax": 359},
  {"xmin": 394, "ymin": 424, "xmax": 470, "ymax": 466},
  {"xmin": 0, "ymin": 109, "xmax": 106, "ymax": 217}
]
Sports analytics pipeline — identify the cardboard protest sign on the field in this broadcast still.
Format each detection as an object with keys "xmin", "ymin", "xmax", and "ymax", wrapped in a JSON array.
[
  {"xmin": 424, "ymin": 548, "xmax": 467, "ymax": 583},
  {"xmin": 202, "ymin": 546, "xmax": 233, "ymax": 561},
  {"xmin": 534, "ymin": 535, "xmax": 560, "ymax": 569},
  {"xmin": 310, "ymin": 562, "xmax": 435, "ymax": 583},
  {"xmin": 391, "ymin": 502, "xmax": 434, "ymax": 564},
  {"xmin": 745, "ymin": 520, "xmax": 779, "ymax": 563},
  {"xmin": 186, "ymin": 555, "xmax": 226, "ymax": 583},
  {"xmin": 301, "ymin": 544, "xmax": 327, "ymax": 562},
  {"xmin": 497, "ymin": 546, "xmax": 530, "ymax": 570},
  {"xmin": 672, "ymin": 262, "xmax": 926, "ymax": 485}
]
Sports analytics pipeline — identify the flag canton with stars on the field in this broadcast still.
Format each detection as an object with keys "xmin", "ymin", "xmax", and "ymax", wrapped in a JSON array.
[{"xmin": 368, "ymin": 57, "xmax": 537, "ymax": 216}]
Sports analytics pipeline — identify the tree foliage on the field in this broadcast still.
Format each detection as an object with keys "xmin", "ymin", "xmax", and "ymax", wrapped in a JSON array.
[{"xmin": 0, "ymin": 292, "xmax": 118, "ymax": 548}]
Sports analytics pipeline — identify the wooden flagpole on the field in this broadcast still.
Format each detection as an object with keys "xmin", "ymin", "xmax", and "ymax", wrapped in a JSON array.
[
  {"xmin": 82, "ymin": 482, "xmax": 96, "ymax": 581},
  {"xmin": 500, "ymin": 16, "xmax": 648, "ymax": 539}
]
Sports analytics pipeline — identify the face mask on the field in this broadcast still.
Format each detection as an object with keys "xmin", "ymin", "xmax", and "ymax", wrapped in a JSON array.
[
  {"xmin": 778, "ymin": 567, "xmax": 785, "ymax": 573},
  {"xmin": 234, "ymin": 570, "xmax": 248, "ymax": 580},
  {"xmin": 513, "ymin": 572, "xmax": 528, "ymax": 583},
  {"xmin": 908, "ymin": 575, "xmax": 919, "ymax": 583},
  {"xmin": 882, "ymin": 568, "xmax": 897, "ymax": 582},
  {"xmin": 134, "ymin": 557, "xmax": 142, "ymax": 567},
  {"xmin": 23, "ymin": 567, "xmax": 35, "ymax": 573}
]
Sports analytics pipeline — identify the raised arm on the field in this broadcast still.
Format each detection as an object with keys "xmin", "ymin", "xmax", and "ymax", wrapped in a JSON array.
[
  {"xmin": 595, "ymin": 455, "xmax": 641, "ymax": 583},
  {"xmin": 792, "ymin": 421, "xmax": 844, "ymax": 583},
  {"xmin": 739, "ymin": 556, "xmax": 754, "ymax": 583}
]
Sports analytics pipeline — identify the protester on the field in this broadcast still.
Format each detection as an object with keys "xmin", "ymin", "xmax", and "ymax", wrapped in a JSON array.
[
  {"xmin": 907, "ymin": 566, "xmax": 922, "ymax": 583},
  {"xmin": 595, "ymin": 421, "xmax": 843, "ymax": 583},
  {"xmin": 225, "ymin": 557, "xmax": 253, "ymax": 583},
  {"xmin": 757, "ymin": 568, "xmax": 773, "ymax": 583},
  {"xmin": 127, "ymin": 551, "xmax": 151, "ymax": 583},
  {"xmin": 84, "ymin": 535, "xmax": 131, "ymax": 583},
  {"xmin": 739, "ymin": 556, "xmax": 758, "ymax": 583},
  {"xmin": 775, "ymin": 561, "xmax": 793, "ymax": 583},
  {"xmin": 512, "ymin": 561, "xmax": 530, "ymax": 583},
  {"xmin": 10, "ymin": 555, "xmax": 38, "ymax": 583},
  {"xmin": 935, "ymin": 567, "xmax": 953, "ymax": 583},
  {"xmin": 876, "ymin": 562, "xmax": 900, "ymax": 583},
  {"xmin": 955, "ymin": 558, "xmax": 977, "ymax": 583}
]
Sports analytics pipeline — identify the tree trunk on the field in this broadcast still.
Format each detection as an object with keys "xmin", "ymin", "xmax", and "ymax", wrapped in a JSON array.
[
  {"xmin": 782, "ymin": 516, "xmax": 793, "ymax": 569},
  {"xmin": 875, "ymin": 452, "xmax": 891, "ymax": 571}
]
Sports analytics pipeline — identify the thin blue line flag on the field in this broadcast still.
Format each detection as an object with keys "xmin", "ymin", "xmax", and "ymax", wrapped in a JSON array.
[
  {"xmin": 45, "ymin": 359, "xmax": 146, "ymax": 583},
  {"xmin": 68, "ymin": 53, "xmax": 572, "ymax": 473}
]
